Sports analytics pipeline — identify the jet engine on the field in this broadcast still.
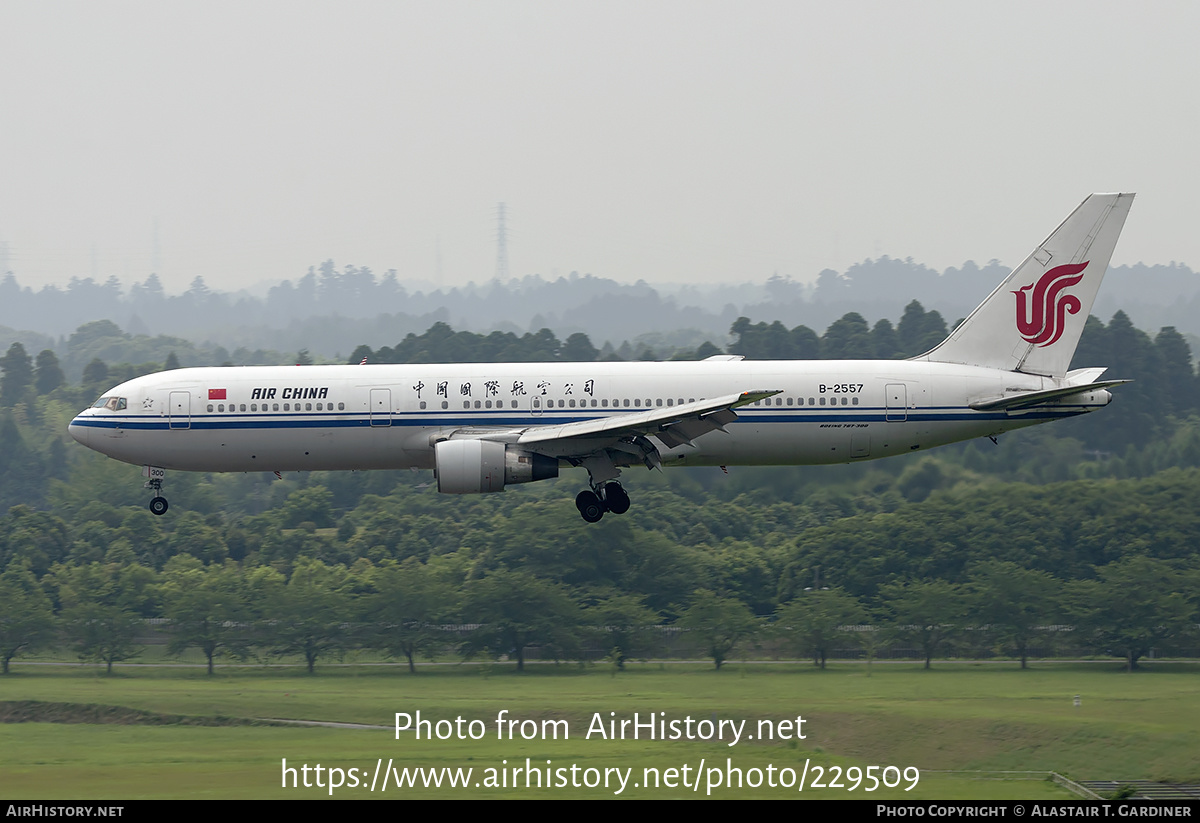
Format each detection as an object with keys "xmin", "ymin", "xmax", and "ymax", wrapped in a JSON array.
[{"xmin": 434, "ymin": 439, "xmax": 559, "ymax": 494}]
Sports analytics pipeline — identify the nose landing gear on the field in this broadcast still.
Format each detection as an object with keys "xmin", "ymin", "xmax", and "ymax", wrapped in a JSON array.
[{"xmin": 143, "ymin": 466, "xmax": 169, "ymax": 516}]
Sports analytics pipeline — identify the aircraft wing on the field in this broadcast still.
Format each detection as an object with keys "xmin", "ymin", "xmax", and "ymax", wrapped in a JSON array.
[{"xmin": 511, "ymin": 389, "xmax": 781, "ymax": 455}]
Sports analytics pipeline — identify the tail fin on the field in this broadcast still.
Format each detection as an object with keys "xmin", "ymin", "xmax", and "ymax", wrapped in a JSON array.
[{"xmin": 920, "ymin": 192, "xmax": 1134, "ymax": 378}]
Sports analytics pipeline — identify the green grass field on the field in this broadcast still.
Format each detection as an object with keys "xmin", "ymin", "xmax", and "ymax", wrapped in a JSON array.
[{"xmin": 1, "ymin": 660, "xmax": 1196, "ymax": 799}]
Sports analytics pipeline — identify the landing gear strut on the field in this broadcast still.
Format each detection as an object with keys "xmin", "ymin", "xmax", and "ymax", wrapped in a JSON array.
[
  {"xmin": 143, "ymin": 466, "xmax": 169, "ymax": 516},
  {"xmin": 575, "ymin": 481, "xmax": 630, "ymax": 523}
]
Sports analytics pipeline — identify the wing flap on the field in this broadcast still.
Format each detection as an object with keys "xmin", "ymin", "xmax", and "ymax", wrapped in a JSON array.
[{"xmin": 516, "ymin": 389, "xmax": 780, "ymax": 452}]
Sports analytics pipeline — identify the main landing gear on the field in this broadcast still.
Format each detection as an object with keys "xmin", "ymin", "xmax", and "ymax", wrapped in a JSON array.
[
  {"xmin": 575, "ymin": 481, "xmax": 630, "ymax": 523},
  {"xmin": 144, "ymin": 466, "xmax": 169, "ymax": 516},
  {"xmin": 572, "ymin": 446, "xmax": 657, "ymax": 523}
]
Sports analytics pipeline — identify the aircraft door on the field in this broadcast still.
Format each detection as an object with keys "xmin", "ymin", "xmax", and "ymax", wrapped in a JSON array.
[
  {"xmin": 850, "ymin": 433, "xmax": 871, "ymax": 458},
  {"xmin": 370, "ymin": 388, "xmax": 392, "ymax": 427},
  {"xmin": 885, "ymin": 383, "xmax": 907, "ymax": 422},
  {"xmin": 168, "ymin": 391, "xmax": 191, "ymax": 429}
]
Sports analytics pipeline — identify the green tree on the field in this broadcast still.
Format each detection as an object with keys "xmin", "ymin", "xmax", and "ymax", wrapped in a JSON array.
[
  {"xmin": 66, "ymin": 604, "xmax": 143, "ymax": 675},
  {"xmin": 55, "ymin": 560, "xmax": 155, "ymax": 674},
  {"xmin": 790, "ymin": 324, "xmax": 821, "ymax": 359},
  {"xmin": 157, "ymin": 557, "xmax": 250, "ymax": 675},
  {"xmin": 676, "ymin": 589, "xmax": 759, "ymax": 670},
  {"xmin": 0, "ymin": 506, "xmax": 71, "ymax": 577},
  {"xmin": 560, "ymin": 332, "xmax": 599, "ymax": 362},
  {"xmin": 167, "ymin": 511, "xmax": 228, "ymax": 564},
  {"xmin": 821, "ymin": 313, "xmax": 873, "ymax": 359},
  {"xmin": 1067, "ymin": 557, "xmax": 1195, "ymax": 671},
  {"xmin": 524, "ymin": 328, "xmax": 561, "ymax": 361},
  {"xmin": 1072, "ymin": 311, "xmax": 1162, "ymax": 450},
  {"xmin": 968, "ymin": 561, "xmax": 1063, "ymax": 668},
  {"xmin": 895, "ymin": 458, "xmax": 947, "ymax": 503},
  {"xmin": 33, "ymin": 350, "xmax": 65, "ymax": 395},
  {"xmin": 1153, "ymin": 327, "xmax": 1197, "ymax": 416},
  {"xmin": 278, "ymin": 486, "xmax": 336, "ymax": 529},
  {"xmin": 581, "ymin": 590, "xmax": 662, "ymax": 669},
  {"xmin": 460, "ymin": 569, "xmax": 581, "ymax": 671},
  {"xmin": 364, "ymin": 558, "xmax": 449, "ymax": 673},
  {"xmin": 348, "ymin": 344, "xmax": 374, "ymax": 365},
  {"xmin": 0, "ymin": 342, "xmax": 33, "ymax": 406},
  {"xmin": 0, "ymin": 419, "xmax": 50, "ymax": 511},
  {"xmin": 878, "ymin": 579, "xmax": 966, "ymax": 669},
  {"xmin": 268, "ymin": 558, "xmax": 353, "ymax": 673},
  {"xmin": 870, "ymin": 318, "xmax": 902, "ymax": 359},
  {"xmin": 896, "ymin": 300, "xmax": 948, "ymax": 356},
  {"xmin": 729, "ymin": 318, "xmax": 820, "ymax": 360},
  {"xmin": 774, "ymin": 588, "xmax": 865, "ymax": 669},
  {"xmin": 0, "ymin": 564, "xmax": 55, "ymax": 674},
  {"xmin": 67, "ymin": 320, "xmax": 125, "ymax": 355},
  {"xmin": 81, "ymin": 358, "xmax": 110, "ymax": 395}
]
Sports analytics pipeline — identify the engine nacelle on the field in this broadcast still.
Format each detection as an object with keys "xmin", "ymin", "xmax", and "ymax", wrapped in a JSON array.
[{"xmin": 434, "ymin": 439, "xmax": 559, "ymax": 494}]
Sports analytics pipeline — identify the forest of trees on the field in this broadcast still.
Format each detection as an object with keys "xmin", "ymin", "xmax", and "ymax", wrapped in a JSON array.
[
  {"xmin": 4, "ymin": 257, "xmax": 1200, "ymax": 360},
  {"xmin": 1, "ymin": 468, "xmax": 1196, "ymax": 674}
]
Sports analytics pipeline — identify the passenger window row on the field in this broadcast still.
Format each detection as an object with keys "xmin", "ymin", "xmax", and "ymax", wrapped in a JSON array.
[
  {"xmin": 416, "ymin": 398, "xmax": 703, "ymax": 410},
  {"xmin": 752, "ymin": 397, "xmax": 860, "ymax": 406},
  {"xmin": 206, "ymin": 402, "xmax": 347, "ymax": 412},
  {"xmin": 202, "ymin": 396, "xmax": 860, "ymax": 413}
]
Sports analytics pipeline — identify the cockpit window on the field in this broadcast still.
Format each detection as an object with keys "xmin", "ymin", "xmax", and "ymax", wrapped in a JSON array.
[{"xmin": 91, "ymin": 396, "xmax": 127, "ymax": 411}]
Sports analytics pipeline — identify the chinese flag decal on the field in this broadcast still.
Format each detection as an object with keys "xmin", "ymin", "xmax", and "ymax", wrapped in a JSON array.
[{"xmin": 208, "ymin": 388, "xmax": 227, "ymax": 400}]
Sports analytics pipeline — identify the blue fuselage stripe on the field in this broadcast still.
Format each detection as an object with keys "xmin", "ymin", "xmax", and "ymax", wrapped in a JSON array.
[{"xmin": 70, "ymin": 405, "xmax": 1087, "ymax": 432}]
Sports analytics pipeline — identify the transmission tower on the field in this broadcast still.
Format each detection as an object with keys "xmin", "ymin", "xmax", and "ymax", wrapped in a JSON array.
[{"xmin": 495, "ymin": 202, "xmax": 509, "ymax": 280}]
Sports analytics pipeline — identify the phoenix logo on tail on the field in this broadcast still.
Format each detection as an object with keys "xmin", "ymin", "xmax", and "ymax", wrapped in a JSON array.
[{"xmin": 1013, "ymin": 261, "xmax": 1089, "ymax": 347}]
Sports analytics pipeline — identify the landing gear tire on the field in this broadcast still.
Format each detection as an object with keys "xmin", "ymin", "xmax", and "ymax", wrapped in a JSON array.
[
  {"xmin": 575, "ymin": 490, "xmax": 605, "ymax": 523},
  {"xmin": 602, "ymin": 482, "xmax": 630, "ymax": 515},
  {"xmin": 144, "ymin": 469, "xmax": 168, "ymax": 516}
]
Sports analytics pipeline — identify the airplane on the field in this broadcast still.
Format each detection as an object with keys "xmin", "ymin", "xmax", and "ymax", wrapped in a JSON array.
[{"xmin": 69, "ymin": 192, "xmax": 1134, "ymax": 522}]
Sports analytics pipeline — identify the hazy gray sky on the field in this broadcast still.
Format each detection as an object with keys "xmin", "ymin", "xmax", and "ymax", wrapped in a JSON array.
[{"xmin": 1, "ymin": 0, "xmax": 1196, "ymax": 293}]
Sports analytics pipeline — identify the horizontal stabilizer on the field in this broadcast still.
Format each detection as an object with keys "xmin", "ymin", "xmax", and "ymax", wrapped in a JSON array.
[{"xmin": 968, "ymin": 380, "xmax": 1130, "ymax": 411}]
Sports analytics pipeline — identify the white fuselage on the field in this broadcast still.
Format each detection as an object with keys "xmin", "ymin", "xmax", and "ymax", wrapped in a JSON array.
[{"xmin": 68, "ymin": 360, "xmax": 1109, "ymax": 474}]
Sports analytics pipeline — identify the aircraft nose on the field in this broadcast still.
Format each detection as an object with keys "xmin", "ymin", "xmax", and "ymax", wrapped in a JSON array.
[{"xmin": 68, "ymin": 417, "xmax": 89, "ymax": 446}]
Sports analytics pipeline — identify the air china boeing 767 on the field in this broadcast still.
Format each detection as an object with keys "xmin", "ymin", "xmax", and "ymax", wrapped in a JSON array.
[{"xmin": 70, "ymin": 193, "xmax": 1134, "ymax": 522}]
